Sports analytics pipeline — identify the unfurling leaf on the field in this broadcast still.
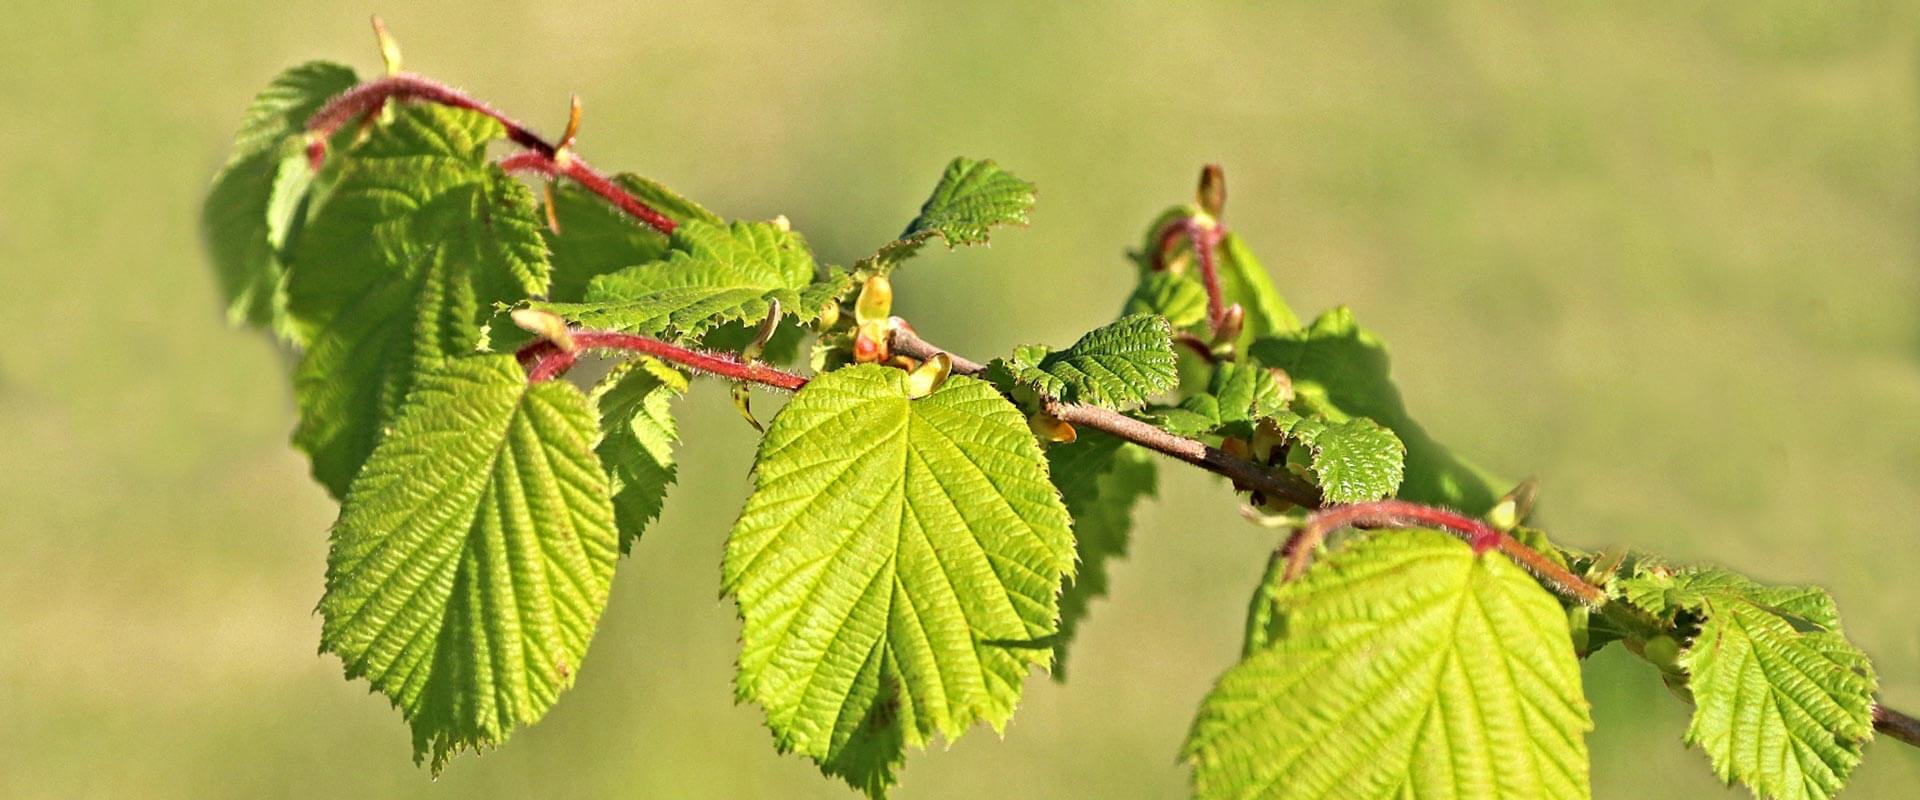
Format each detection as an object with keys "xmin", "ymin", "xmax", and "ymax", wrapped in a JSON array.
[
  {"xmin": 723, "ymin": 365, "xmax": 1074, "ymax": 796},
  {"xmin": 1003, "ymin": 315, "xmax": 1177, "ymax": 410},
  {"xmin": 1267, "ymin": 410, "xmax": 1406, "ymax": 504},
  {"xmin": 1187, "ymin": 530, "xmax": 1592, "ymax": 799},
  {"xmin": 202, "ymin": 61, "xmax": 358, "ymax": 333},
  {"xmin": 319, "ymin": 355, "xmax": 619, "ymax": 772},
  {"xmin": 863, "ymin": 157, "xmax": 1036, "ymax": 272},
  {"xmin": 539, "ymin": 219, "xmax": 848, "ymax": 341},
  {"xmin": 1618, "ymin": 567, "xmax": 1876, "ymax": 800}
]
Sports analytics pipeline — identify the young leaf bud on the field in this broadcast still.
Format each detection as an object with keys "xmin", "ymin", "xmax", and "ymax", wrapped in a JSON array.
[
  {"xmin": 371, "ymin": 15, "xmax": 403, "ymax": 77},
  {"xmin": 1487, "ymin": 477, "xmax": 1539, "ymax": 532},
  {"xmin": 740, "ymin": 299, "xmax": 782, "ymax": 362},
  {"xmin": 1251, "ymin": 419, "xmax": 1286, "ymax": 463},
  {"xmin": 1027, "ymin": 410, "xmax": 1077, "ymax": 443},
  {"xmin": 730, "ymin": 383, "xmax": 763, "ymax": 432},
  {"xmin": 1197, "ymin": 164, "xmax": 1227, "ymax": 219},
  {"xmin": 855, "ymin": 274, "xmax": 892, "ymax": 325},
  {"xmin": 906, "ymin": 353, "xmax": 952, "ymax": 399},
  {"xmin": 853, "ymin": 319, "xmax": 890, "ymax": 363},
  {"xmin": 1212, "ymin": 303, "xmax": 1245, "ymax": 346},
  {"xmin": 510, "ymin": 308, "xmax": 575, "ymax": 352}
]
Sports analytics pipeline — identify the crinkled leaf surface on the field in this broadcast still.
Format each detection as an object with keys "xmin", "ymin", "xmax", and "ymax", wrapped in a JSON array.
[
  {"xmin": 319, "ymin": 355, "xmax": 618, "ymax": 772},
  {"xmin": 1005, "ymin": 315, "xmax": 1177, "ymax": 409},
  {"xmin": 287, "ymin": 105, "xmax": 551, "ymax": 497},
  {"xmin": 865, "ymin": 157, "xmax": 1036, "ymax": 271},
  {"xmin": 1147, "ymin": 361, "xmax": 1289, "ymax": 437},
  {"xmin": 202, "ymin": 61, "xmax": 358, "ymax": 330},
  {"xmin": 1250, "ymin": 308, "xmax": 1506, "ymax": 513},
  {"xmin": 1270, "ymin": 410, "xmax": 1406, "ymax": 504},
  {"xmin": 540, "ymin": 219, "xmax": 846, "ymax": 341},
  {"xmin": 1618, "ymin": 568, "xmax": 1875, "ymax": 800},
  {"xmin": 591, "ymin": 359, "xmax": 686, "ymax": 552},
  {"xmin": 542, "ymin": 174, "xmax": 720, "ymax": 302},
  {"xmin": 1186, "ymin": 530, "xmax": 1592, "ymax": 800},
  {"xmin": 723, "ymin": 365, "xmax": 1074, "ymax": 796},
  {"xmin": 1045, "ymin": 429, "xmax": 1156, "ymax": 677}
]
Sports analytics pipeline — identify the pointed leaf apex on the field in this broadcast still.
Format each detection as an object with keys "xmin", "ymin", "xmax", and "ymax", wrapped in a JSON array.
[{"xmin": 371, "ymin": 15, "xmax": 403, "ymax": 76}]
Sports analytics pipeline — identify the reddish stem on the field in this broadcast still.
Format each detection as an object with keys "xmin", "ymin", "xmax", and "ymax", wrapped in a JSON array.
[
  {"xmin": 1188, "ymin": 219, "xmax": 1227, "ymax": 328},
  {"xmin": 519, "ymin": 330, "xmax": 807, "ymax": 391},
  {"xmin": 303, "ymin": 75, "xmax": 676, "ymax": 236},
  {"xmin": 1149, "ymin": 220, "xmax": 1186, "ymax": 271},
  {"xmin": 1282, "ymin": 499, "xmax": 1606, "ymax": 605},
  {"xmin": 1172, "ymin": 330, "xmax": 1219, "ymax": 364},
  {"xmin": 500, "ymin": 152, "xmax": 677, "ymax": 236},
  {"xmin": 305, "ymin": 75, "xmax": 553, "ymax": 162}
]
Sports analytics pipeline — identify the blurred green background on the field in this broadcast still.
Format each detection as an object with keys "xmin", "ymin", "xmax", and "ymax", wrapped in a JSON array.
[{"xmin": 4, "ymin": 1, "xmax": 1919, "ymax": 797}]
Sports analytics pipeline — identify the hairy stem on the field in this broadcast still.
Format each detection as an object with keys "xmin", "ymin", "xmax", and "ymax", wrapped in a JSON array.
[
  {"xmin": 1281, "ymin": 499, "xmax": 1606, "ymax": 606},
  {"xmin": 304, "ymin": 74, "xmax": 676, "ymax": 236},
  {"xmin": 1188, "ymin": 219, "xmax": 1227, "ymax": 328},
  {"xmin": 519, "ymin": 330, "xmax": 807, "ymax": 390},
  {"xmin": 500, "ymin": 152, "xmax": 677, "ymax": 236}
]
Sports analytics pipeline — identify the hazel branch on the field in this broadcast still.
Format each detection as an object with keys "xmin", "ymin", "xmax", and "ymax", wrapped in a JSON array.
[
  {"xmin": 302, "ymin": 74, "xmax": 677, "ymax": 236},
  {"xmin": 1281, "ymin": 499, "xmax": 1606, "ymax": 606},
  {"xmin": 450, "ymin": 77, "xmax": 1920, "ymax": 750},
  {"xmin": 888, "ymin": 326, "xmax": 1322, "ymax": 509},
  {"xmin": 517, "ymin": 329, "xmax": 807, "ymax": 391}
]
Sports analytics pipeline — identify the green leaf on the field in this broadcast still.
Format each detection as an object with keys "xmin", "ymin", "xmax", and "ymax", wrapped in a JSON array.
[
  {"xmin": 591, "ymin": 359, "xmax": 686, "ymax": 552},
  {"xmin": 723, "ymin": 365, "xmax": 1074, "ymax": 795},
  {"xmin": 1214, "ymin": 231, "xmax": 1300, "ymax": 340},
  {"xmin": 863, "ymin": 157, "xmax": 1036, "ymax": 272},
  {"xmin": 1269, "ymin": 410, "xmax": 1406, "ymax": 504},
  {"xmin": 1617, "ymin": 567, "xmax": 1875, "ymax": 800},
  {"xmin": 1003, "ymin": 315, "xmax": 1178, "ymax": 409},
  {"xmin": 1207, "ymin": 361, "xmax": 1287, "ymax": 423},
  {"xmin": 286, "ymin": 105, "xmax": 551, "ymax": 497},
  {"xmin": 1127, "ymin": 210, "xmax": 1298, "ymax": 344},
  {"xmin": 1143, "ymin": 361, "xmax": 1287, "ymax": 437},
  {"xmin": 318, "ymin": 355, "xmax": 619, "ymax": 772},
  {"xmin": 1250, "ymin": 307, "xmax": 1507, "ymax": 513},
  {"xmin": 202, "ymin": 61, "xmax": 358, "ymax": 331},
  {"xmin": 1187, "ymin": 530, "xmax": 1592, "ymax": 799},
  {"xmin": 1124, "ymin": 271, "xmax": 1209, "ymax": 330},
  {"xmin": 1046, "ymin": 429, "xmax": 1157, "ymax": 678},
  {"xmin": 540, "ymin": 219, "xmax": 847, "ymax": 341},
  {"xmin": 542, "ymin": 174, "xmax": 720, "ymax": 302}
]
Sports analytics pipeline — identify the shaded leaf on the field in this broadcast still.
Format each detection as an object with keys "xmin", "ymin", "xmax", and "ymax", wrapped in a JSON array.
[
  {"xmin": 591, "ymin": 359, "xmax": 686, "ymax": 552},
  {"xmin": 1250, "ymin": 308, "xmax": 1507, "ymax": 513},
  {"xmin": 1046, "ymin": 429, "xmax": 1157, "ymax": 677},
  {"xmin": 202, "ymin": 61, "xmax": 358, "ymax": 332}
]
